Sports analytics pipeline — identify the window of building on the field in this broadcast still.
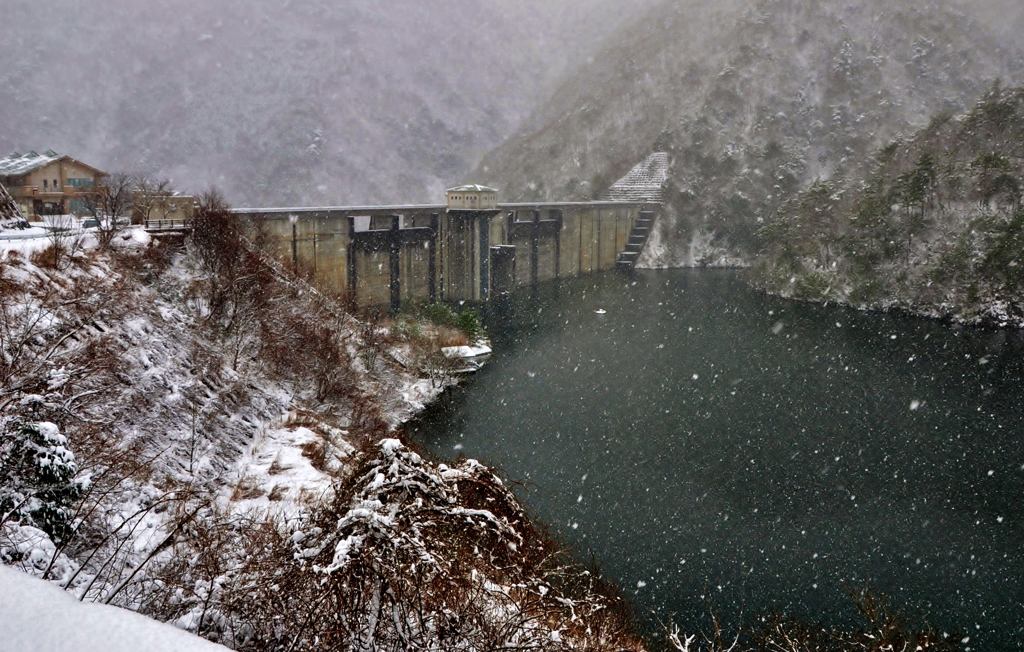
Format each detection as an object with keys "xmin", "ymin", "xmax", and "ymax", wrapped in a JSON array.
[{"xmin": 43, "ymin": 180, "xmax": 48, "ymax": 189}]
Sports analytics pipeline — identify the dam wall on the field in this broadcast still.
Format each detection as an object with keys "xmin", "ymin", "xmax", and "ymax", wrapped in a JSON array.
[{"xmin": 236, "ymin": 201, "xmax": 658, "ymax": 311}]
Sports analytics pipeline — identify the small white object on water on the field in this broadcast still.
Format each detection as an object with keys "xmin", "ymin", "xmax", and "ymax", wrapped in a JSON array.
[
  {"xmin": 595, "ymin": 309, "xmax": 607, "ymax": 315},
  {"xmin": 442, "ymin": 343, "xmax": 492, "ymax": 359}
]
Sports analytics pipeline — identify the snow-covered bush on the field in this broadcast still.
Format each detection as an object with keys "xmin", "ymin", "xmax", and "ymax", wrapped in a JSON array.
[
  {"xmin": 0, "ymin": 422, "xmax": 84, "ymax": 545},
  {"xmin": 221, "ymin": 439, "xmax": 644, "ymax": 651},
  {"xmin": 141, "ymin": 439, "xmax": 642, "ymax": 651}
]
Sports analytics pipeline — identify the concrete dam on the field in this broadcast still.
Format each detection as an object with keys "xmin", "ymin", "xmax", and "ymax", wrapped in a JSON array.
[
  {"xmin": 235, "ymin": 156, "xmax": 667, "ymax": 311},
  {"xmin": 237, "ymin": 199, "xmax": 658, "ymax": 309}
]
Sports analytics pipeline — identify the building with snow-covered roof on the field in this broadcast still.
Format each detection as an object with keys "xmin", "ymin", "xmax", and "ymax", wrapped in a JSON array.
[
  {"xmin": 446, "ymin": 184, "xmax": 498, "ymax": 210},
  {"xmin": 599, "ymin": 152, "xmax": 669, "ymax": 203},
  {"xmin": 0, "ymin": 150, "xmax": 107, "ymax": 220}
]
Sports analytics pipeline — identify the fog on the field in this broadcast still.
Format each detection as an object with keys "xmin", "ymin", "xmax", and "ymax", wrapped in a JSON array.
[
  {"xmin": 1, "ymin": 0, "xmax": 1021, "ymax": 206},
  {"xmin": 0, "ymin": 0, "xmax": 658, "ymax": 206}
]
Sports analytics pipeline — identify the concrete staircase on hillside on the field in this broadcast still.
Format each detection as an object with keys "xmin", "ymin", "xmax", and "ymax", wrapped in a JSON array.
[{"xmin": 616, "ymin": 211, "xmax": 656, "ymax": 269}]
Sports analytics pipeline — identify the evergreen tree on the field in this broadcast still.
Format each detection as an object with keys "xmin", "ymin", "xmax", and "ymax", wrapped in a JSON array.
[{"xmin": 0, "ymin": 422, "xmax": 83, "ymax": 544}]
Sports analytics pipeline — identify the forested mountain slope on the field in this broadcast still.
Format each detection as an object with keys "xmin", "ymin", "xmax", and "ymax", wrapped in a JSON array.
[
  {"xmin": 0, "ymin": 0, "xmax": 656, "ymax": 208},
  {"xmin": 475, "ymin": 0, "xmax": 1023, "ymax": 265},
  {"xmin": 752, "ymin": 83, "xmax": 1024, "ymax": 327}
]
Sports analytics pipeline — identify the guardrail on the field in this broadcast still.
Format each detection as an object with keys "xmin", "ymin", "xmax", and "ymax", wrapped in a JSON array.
[{"xmin": 144, "ymin": 218, "xmax": 193, "ymax": 232}]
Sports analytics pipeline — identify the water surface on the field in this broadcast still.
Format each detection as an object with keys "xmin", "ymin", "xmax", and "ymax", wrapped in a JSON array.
[{"xmin": 408, "ymin": 269, "xmax": 1024, "ymax": 649}]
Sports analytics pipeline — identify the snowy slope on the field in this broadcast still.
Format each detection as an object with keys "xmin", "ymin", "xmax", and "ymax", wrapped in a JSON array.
[
  {"xmin": 0, "ymin": 228, "xmax": 453, "ymax": 598},
  {"xmin": 0, "ymin": 565, "xmax": 229, "ymax": 652},
  {"xmin": 0, "ymin": 215, "xmax": 648, "ymax": 650}
]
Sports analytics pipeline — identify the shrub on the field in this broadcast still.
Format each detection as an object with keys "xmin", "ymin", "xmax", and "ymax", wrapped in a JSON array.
[
  {"xmin": 423, "ymin": 302, "xmax": 486, "ymax": 343},
  {"xmin": 456, "ymin": 308, "xmax": 485, "ymax": 343},
  {"xmin": 259, "ymin": 303, "xmax": 356, "ymax": 403},
  {"xmin": 391, "ymin": 316, "xmax": 424, "ymax": 340},
  {"xmin": 426, "ymin": 301, "xmax": 457, "ymax": 327},
  {"xmin": 667, "ymin": 586, "xmax": 958, "ymax": 652}
]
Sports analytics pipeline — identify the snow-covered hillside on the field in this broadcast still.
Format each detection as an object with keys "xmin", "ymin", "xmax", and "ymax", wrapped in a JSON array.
[
  {"xmin": 0, "ymin": 214, "xmax": 643, "ymax": 651},
  {"xmin": 752, "ymin": 83, "xmax": 1024, "ymax": 328}
]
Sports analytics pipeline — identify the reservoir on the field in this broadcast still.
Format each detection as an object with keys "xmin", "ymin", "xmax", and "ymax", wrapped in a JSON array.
[{"xmin": 407, "ymin": 269, "xmax": 1024, "ymax": 649}]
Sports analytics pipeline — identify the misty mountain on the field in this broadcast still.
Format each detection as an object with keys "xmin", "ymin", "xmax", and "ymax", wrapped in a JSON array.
[
  {"xmin": 474, "ymin": 0, "xmax": 1024, "ymax": 264},
  {"xmin": 970, "ymin": 1, "xmax": 1024, "ymax": 42},
  {"xmin": 0, "ymin": 0, "xmax": 656, "ymax": 207}
]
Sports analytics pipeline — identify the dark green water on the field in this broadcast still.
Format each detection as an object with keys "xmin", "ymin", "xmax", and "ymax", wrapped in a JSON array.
[{"xmin": 407, "ymin": 269, "xmax": 1024, "ymax": 649}]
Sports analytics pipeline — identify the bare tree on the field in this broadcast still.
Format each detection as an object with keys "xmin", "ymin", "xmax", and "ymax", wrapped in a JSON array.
[
  {"xmin": 84, "ymin": 173, "xmax": 135, "ymax": 247},
  {"xmin": 131, "ymin": 177, "xmax": 176, "ymax": 226}
]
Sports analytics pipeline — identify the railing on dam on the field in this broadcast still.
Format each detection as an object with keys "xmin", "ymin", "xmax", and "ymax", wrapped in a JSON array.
[{"xmin": 234, "ymin": 200, "xmax": 660, "ymax": 312}]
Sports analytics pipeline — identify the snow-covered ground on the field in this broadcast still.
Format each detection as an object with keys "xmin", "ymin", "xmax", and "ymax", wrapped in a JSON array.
[
  {"xmin": 0, "ymin": 225, "xmax": 49, "ymax": 241},
  {"xmin": 0, "ymin": 565, "xmax": 230, "ymax": 652},
  {"xmin": 226, "ymin": 419, "xmax": 354, "ymax": 516},
  {"xmin": 442, "ymin": 343, "xmax": 492, "ymax": 359}
]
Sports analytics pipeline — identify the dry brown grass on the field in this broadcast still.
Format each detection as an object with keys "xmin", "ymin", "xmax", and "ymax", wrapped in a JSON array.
[
  {"xmin": 300, "ymin": 439, "xmax": 328, "ymax": 471},
  {"xmin": 29, "ymin": 244, "xmax": 60, "ymax": 269},
  {"xmin": 437, "ymin": 326, "xmax": 470, "ymax": 347},
  {"xmin": 229, "ymin": 479, "xmax": 265, "ymax": 502}
]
